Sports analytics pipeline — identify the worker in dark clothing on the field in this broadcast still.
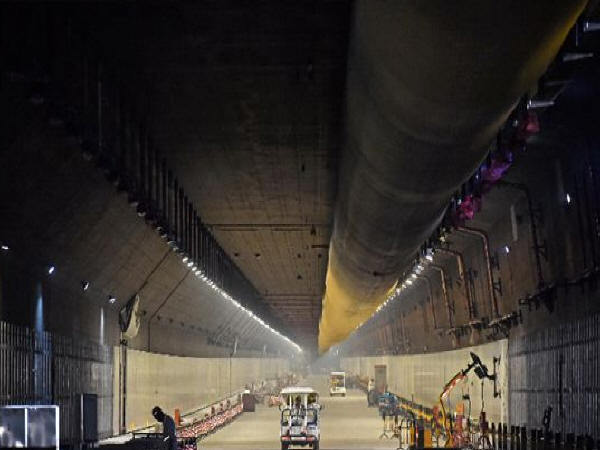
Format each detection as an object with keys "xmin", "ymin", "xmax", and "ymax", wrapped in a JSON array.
[{"xmin": 152, "ymin": 406, "xmax": 177, "ymax": 450}]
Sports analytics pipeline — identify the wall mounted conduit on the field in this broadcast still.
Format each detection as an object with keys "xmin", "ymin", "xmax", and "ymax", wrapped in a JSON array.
[
  {"xmin": 456, "ymin": 226, "xmax": 499, "ymax": 319},
  {"xmin": 430, "ymin": 264, "xmax": 452, "ymax": 329},
  {"xmin": 415, "ymin": 275, "xmax": 437, "ymax": 330},
  {"xmin": 435, "ymin": 247, "xmax": 474, "ymax": 321},
  {"xmin": 497, "ymin": 180, "xmax": 547, "ymax": 288}
]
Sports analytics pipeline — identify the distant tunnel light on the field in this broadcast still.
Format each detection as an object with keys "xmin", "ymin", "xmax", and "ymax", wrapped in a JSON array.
[
  {"xmin": 566, "ymin": 193, "xmax": 572, "ymax": 204},
  {"xmin": 425, "ymin": 248, "xmax": 434, "ymax": 261},
  {"xmin": 177, "ymin": 245, "xmax": 302, "ymax": 354},
  {"xmin": 47, "ymin": 266, "xmax": 55, "ymax": 275}
]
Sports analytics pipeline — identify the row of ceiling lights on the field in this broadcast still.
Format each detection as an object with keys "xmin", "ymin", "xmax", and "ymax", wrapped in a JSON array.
[
  {"xmin": 175, "ymin": 249, "xmax": 303, "ymax": 353},
  {"xmin": 3, "ymin": 239, "xmax": 300, "ymax": 351},
  {"xmin": 350, "ymin": 167, "xmax": 579, "ymax": 333},
  {"xmin": 2, "ymin": 240, "xmax": 301, "ymax": 352}
]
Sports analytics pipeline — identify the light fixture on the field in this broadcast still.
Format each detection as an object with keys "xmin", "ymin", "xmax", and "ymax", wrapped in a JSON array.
[
  {"xmin": 566, "ymin": 193, "xmax": 572, "ymax": 204},
  {"xmin": 425, "ymin": 248, "xmax": 434, "ymax": 261},
  {"xmin": 504, "ymin": 245, "xmax": 510, "ymax": 254},
  {"xmin": 182, "ymin": 256, "xmax": 189, "ymax": 263},
  {"xmin": 190, "ymin": 261, "xmax": 302, "ymax": 353},
  {"xmin": 47, "ymin": 266, "xmax": 55, "ymax": 275},
  {"xmin": 82, "ymin": 281, "xmax": 90, "ymax": 291},
  {"xmin": 108, "ymin": 295, "xmax": 116, "ymax": 304},
  {"xmin": 1, "ymin": 244, "xmax": 8, "ymax": 251}
]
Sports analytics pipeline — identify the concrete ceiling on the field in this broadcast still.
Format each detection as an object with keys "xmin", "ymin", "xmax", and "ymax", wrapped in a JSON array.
[{"xmin": 85, "ymin": 2, "xmax": 350, "ymax": 349}]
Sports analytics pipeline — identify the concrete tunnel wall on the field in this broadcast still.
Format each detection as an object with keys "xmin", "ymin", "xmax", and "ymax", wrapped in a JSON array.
[
  {"xmin": 114, "ymin": 348, "xmax": 290, "ymax": 434},
  {"xmin": 341, "ymin": 340, "xmax": 509, "ymax": 425},
  {"xmin": 0, "ymin": 84, "xmax": 295, "ymax": 358}
]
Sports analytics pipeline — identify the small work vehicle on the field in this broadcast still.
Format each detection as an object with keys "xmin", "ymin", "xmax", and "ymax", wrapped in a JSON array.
[
  {"xmin": 329, "ymin": 371, "xmax": 346, "ymax": 397},
  {"xmin": 280, "ymin": 387, "xmax": 321, "ymax": 450}
]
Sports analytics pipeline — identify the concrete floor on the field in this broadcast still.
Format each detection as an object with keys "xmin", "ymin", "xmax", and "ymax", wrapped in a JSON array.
[{"xmin": 201, "ymin": 375, "xmax": 399, "ymax": 449}]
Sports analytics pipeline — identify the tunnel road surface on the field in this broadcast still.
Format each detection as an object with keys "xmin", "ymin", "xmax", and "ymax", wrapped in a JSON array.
[{"xmin": 200, "ymin": 375, "xmax": 399, "ymax": 449}]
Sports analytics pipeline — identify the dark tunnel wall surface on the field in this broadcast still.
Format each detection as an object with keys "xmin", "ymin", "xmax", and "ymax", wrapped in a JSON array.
[
  {"xmin": 0, "ymin": 77, "xmax": 297, "ymax": 358},
  {"xmin": 319, "ymin": 0, "xmax": 588, "ymax": 351},
  {"xmin": 59, "ymin": 1, "xmax": 349, "ymax": 352},
  {"xmin": 339, "ymin": 60, "xmax": 600, "ymax": 438}
]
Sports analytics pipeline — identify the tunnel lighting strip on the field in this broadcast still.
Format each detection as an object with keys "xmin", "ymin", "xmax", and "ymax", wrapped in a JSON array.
[
  {"xmin": 354, "ymin": 247, "xmax": 437, "ymax": 333},
  {"xmin": 182, "ymin": 257, "xmax": 303, "ymax": 353}
]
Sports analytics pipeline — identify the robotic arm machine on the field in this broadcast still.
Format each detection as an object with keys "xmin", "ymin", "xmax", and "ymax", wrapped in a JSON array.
[{"xmin": 439, "ymin": 352, "xmax": 496, "ymax": 447}]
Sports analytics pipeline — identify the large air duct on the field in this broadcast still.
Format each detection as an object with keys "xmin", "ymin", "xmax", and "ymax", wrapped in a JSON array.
[{"xmin": 319, "ymin": 0, "xmax": 587, "ymax": 352}]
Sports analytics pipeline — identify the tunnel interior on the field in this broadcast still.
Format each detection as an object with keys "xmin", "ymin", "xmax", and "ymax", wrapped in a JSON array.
[{"xmin": 1, "ymin": 2, "xmax": 600, "ymax": 449}]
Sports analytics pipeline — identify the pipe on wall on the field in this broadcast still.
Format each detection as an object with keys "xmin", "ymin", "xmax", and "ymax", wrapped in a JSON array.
[
  {"xmin": 436, "ymin": 247, "xmax": 474, "ymax": 321},
  {"xmin": 430, "ymin": 264, "xmax": 452, "ymax": 328},
  {"xmin": 456, "ymin": 226, "xmax": 499, "ymax": 319},
  {"xmin": 319, "ymin": 0, "xmax": 586, "ymax": 352},
  {"xmin": 416, "ymin": 275, "xmax": 436, "ymax": 330}
]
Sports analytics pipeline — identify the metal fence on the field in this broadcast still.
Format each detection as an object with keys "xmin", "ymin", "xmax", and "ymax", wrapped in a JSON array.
[
  {"xmin": 0, "ymin": 321, "xmax": 113, "ymax": 444},
  {"xmin": 509, "ymin": 313, "xmax": 600, "ymax": 439}
]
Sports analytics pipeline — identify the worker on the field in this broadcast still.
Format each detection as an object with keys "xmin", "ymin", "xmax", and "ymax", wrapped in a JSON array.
[
  {"xmin": 152, "ymin": 406, "xmax": 177, "ymax": 450},
  {"xmin": 293, "ymin": 395, "xmax": 304, "ymax": 411},
  {"xmin": 367, "ymin": 378, "xmax": 375, "ymax": 406}
]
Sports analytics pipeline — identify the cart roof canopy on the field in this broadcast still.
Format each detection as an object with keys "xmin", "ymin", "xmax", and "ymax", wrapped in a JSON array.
[{"xmin": 281, "ymin": 387, "xmax": 318, "ymax": 395}]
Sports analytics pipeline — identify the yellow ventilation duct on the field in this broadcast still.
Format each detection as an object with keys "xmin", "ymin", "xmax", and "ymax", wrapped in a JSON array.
[{"xmin": 319, "ymin": 0, "xmax": 587, "ymax": 353}]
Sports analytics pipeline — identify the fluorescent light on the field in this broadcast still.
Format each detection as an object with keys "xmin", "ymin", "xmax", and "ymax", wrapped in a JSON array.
[
  {"xmin": 504, "ymin": 245, "xmax": 510, "ymax": 254},
  {"xmin": 1, "ymin": 245, "xmax": 8, "ymax": 251},
  {"xmin": 566, "ymin": 193, "xmax": 571, "ymax": 204},
  {"xmin": 48, "ymin": 266, "xmax": 55, "ymax": 275}
]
